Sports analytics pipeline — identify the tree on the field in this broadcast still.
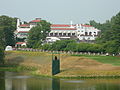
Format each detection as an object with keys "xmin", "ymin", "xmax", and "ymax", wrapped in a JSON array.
[
  {"xmin": 0, "ymin": 46, "xmax": 4, "ymax": 64},
  {"xmin": 42, "ymin": 44, "xmax": 52, "ymax": 50},
  {"xmin": 0, "ymin": 27, "xmax": 5, "ymax": 46},
  {"xmin": 96, "ymin": 12, "xmax": 120, "ymax": 54},
  {"xmin": 89, "ymin": 20, "xmax": 111, "ymax": 32},
  {"xmin": 0, "ymin": 15, "xmax": 17, "ymax": 46},
  {"xmin": 0, "ymin": 35, "xmax": 4, "ymax": 64},
  {"xmin": 0, "ymin": 28, "xmax": 4, "ymax": 64},
  {"xmin": 27, "ymin": 20, "xmax": 51, "ymax": 48},
  {"xmin": 3, "ymin": 26, "xmax": 16, "ymax": 46},
  {"xmin": 65, "ymin": 42, "xmax": 78, "ymax": 52},
  {"xmin": 103, "ymin": 41, "xmax": 119, "ymax": 54},
  {"xmin": 51, "ymin": 40, "xmax": 76, "ymax": 51},
  {"xmin": 87, "ymin": 44, "xmax": 104, "ymax": 53},
  {"xmin": 89, "ymin": 20, "xmax": 101, "ymax": 29}
]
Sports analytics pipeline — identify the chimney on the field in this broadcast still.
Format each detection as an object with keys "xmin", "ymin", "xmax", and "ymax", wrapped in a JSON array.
[
  {"xmin": 70, "ymin": 21, "xmax": 73, "ymax": 28},
  {"xmin": 36, "ymin": 18, "xmax": 41, "ymax": 20},
  {"xmin": 17, "ymin": 18, "xmax": 20, "ymax": 29}
]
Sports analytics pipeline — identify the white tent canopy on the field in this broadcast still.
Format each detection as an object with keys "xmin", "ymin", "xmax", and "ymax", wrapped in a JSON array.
[{"xmin": 5, "ymin": 46, "xmax": 13, "ymax": 51}]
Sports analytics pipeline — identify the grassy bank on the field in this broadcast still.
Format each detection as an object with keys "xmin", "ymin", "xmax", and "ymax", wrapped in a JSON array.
[
  {"xmin": 1, "ymin": 51, "xmax": 120, "ymax": 78},
  {"xmin": 72, "ymin": 55, "xmax": 120, "ymax": 66},
  {"xmin": 0, "ymin": 64, "xmax": 37, "ymax": 72}
]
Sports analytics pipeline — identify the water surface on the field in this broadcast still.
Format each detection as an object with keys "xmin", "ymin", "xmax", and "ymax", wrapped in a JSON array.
[{"xmin": 0, "ymin": 71, "xmax": 120, "ymax": 90}]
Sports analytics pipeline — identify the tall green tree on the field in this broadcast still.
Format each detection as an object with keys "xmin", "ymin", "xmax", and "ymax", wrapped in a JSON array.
[
  {"xmin": 0, "ymin": 45, "xmax": 4, "ymax": 64},
  {"xmin": 0, "ymin": 27, "xmax": 5, "ymax": 46},
  {"xmin": 97, "ymin": 12, "xmax": 120, "ymax": 43},
  {"xmin": 0, "ymin": 31, "xmax": 4, "ymax": 64},
  {"xmin": 0, "ymin": 15, "xmax": 17, "ymax": 46},
  {"xmin": 27, "ymin": 20, "xmax": 51, "ymax": 48},
  {"xmin": 96, "ymin": 12, "xmax": 120, "ymax": 54},
  {"xmin": 89, "ymin": 20, "xmax": 101, "ymax": 29}
]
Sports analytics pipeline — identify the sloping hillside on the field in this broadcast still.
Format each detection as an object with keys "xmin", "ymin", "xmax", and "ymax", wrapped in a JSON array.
[{"xmin": 5, "ymin": 51, "xmax": 120, "ymax": 78}]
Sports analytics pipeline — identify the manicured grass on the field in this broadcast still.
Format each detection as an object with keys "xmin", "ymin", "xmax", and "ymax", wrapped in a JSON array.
[{"xmin": 72, "ymin": 55, "xmax": 120, "ymax": 66}]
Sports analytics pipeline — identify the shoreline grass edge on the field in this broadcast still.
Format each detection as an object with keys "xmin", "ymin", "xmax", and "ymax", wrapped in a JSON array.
[{"xmin": 1, "ymin": 65, "xmax": 120, "ymax": 79}]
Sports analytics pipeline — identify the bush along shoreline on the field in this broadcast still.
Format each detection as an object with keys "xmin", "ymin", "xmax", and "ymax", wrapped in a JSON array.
[{"xmin": 14, "ymin": 47, "xmax": 119, "ymax": 56}]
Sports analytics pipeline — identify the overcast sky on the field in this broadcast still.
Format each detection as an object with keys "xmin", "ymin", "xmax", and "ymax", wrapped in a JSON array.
[{"xmin": 0, "ymin": 0, "xmax": 120, "ymax": 24}]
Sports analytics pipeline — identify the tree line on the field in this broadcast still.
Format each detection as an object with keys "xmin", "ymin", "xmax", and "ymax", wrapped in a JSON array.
[
  {"xmin": 89, "ymin": 12, "xmax": 120, "ymax": 55},
  {"xmin": 40, "ymin": 40, "xmax": 104, "ymax": 53}
]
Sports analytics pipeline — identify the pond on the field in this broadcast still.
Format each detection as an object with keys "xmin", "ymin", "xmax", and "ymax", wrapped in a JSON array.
[{"xmin": 0, "ymin": 71, "xmax": 120, "ymax": 90}]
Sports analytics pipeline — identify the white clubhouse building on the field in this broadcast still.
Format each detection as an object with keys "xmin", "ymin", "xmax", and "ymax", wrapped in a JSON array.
[{"xmin": 15, "ymin": 18, "xmax": 101, "ymax": 43}]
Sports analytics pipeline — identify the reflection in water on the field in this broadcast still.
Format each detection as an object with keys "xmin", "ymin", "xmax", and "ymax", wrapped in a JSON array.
[
  {"xmin": 95, "ymin": 83, "xmax": 120, "ymax": 90},
  {"xmin": 0, "ymin": 72, "xmax": 120, "ymax": 90},
  {"xmin": 52, "ymin": 78, "xmax": 60, "ymax": 90},
  {"xmin": 0, "ymin": 71, "xmax": 5, "ymax": 90},
  {"xmin": 5, "ymin": 72, "xmax": 13, "ymax": 90},
  {"xmin": 13, "ymin": 79, "xmax": 27, "ymax": 90},
  {"xmin": 5, "ymin": 72, "xmax": 27, "ymax": 90}
]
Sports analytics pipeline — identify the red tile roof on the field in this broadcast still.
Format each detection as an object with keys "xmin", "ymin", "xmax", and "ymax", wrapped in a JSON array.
[
  {"xmin": 51, "ymin": 24, "xmax": 92, "ymax": 27},
  {"xmin": 19, "ymin": 24, "xmax": 30, "ymax": 27},
  {"xmin": 30, "ymin": 20, "xmax": 41, "ymax": 23},
  {"xmin": 16, "ymin": 42, "xmax": 26, "ymax": 45},
  {"xmin": 51, "ymin": 24, "xmax": 71, "ymax": 27},
  {"xmin": 81, "ymin": 24, "xmax": 92, "ymax": 27},
  {"xmin": 51, "ymin": 28, "xmax": 77, "ymax": 30},
  {"xmin": 18, "ymin": 31, "xmax": 29, "ymax": 33}
]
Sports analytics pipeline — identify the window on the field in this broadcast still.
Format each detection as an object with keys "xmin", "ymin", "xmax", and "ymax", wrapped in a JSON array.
[
  {"xmin": 55, "ymin": 33, "xmax": 58, "ymax": 36},
  {"xmin": 85, "ymin": 32, "xmax": 88, "ymax": 35},
  {"xmin": 68, "ymin": 33, "xmax": 71, "ymax": 36},
  {"xmin": 89, "ymin": 32, "xmax": 92, "ymax": 35},
  {"xmin": 50, "ymin": 33, "xmax": 53, "ymax": 36},
  {"xmin": 63, "ymin": 33, "xmax": 66, "ymax": 36},
  {"xmin": 94, "ymin": 32, "xmax": 96, "ymax": 35},
  {"xmin": 59, "ymin": 33, "xmax": 62, "ymax": 36},
  {"xmin": 72, "ymin": 33, "xmax": 75, "ymax": 36}
]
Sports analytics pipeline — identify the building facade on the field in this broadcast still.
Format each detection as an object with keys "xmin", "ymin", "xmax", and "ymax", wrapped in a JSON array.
[
  {"xmin": 15, "ymin": 18, "xmax": 101, "ymax": 43},
  {"xmin": 15, "ymin": 18, "xmax": 41, "ymax": 39}
]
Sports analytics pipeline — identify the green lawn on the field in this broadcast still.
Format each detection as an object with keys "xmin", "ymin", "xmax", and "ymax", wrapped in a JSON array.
[{"xmin": 72, "ymin": 55, "xmax": 120, "ymax": 66}]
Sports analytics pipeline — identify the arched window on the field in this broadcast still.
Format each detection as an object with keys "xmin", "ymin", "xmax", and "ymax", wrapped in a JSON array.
[
  {"xmin": 85, "ymin": 32, "xmax": 88, "ymax": 35},
  {"xmin": 72, "ymin": 33, "xmax": 75, "ymax": 36},
  {"xmin": 50, "ymin": 33, "xmax": 53, "ymax": 36},
  {"xmin": 55, "ymin": 33, "xmax": 58, "ymax": 36},
  {"xmin": 68, "ymin": 33, "xmax": 71, "ymax": 36},
  {"xmin": 89, "ymin": 32, "xmax": 92, "ymax": 35},
  {"xmin": 94, "ymin": 32, "xmax": 96, "ymax": 35},
  {"xmin": 59, "ymin": 33, "xmax": 62, "ymax": 36},
  {"xmin": 63, "ymin": 33, "xmax": 66, "ymax": 36}
]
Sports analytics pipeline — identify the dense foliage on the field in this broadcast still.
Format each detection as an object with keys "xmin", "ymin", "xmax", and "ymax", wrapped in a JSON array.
[
  {"xmin": 27, "ymin": 20, "xmax": 51, "ymax": 48},
  {"xmin": 90, "ymin": 12, "xmax": 120, "ymax": 54},
  {"xmin": 0, "ymin": 33, "xmax": 4, "ymax": 63},
  {"xmin": 51, "ymin": 40, "xmax": 76, "ymax": 51},
  {"xmin": 0, "ymin": 45, "xmax": 4, "ymax": 64},
  {"xmin": 41, "ymin": 40, "xmax": 104, "ymax": 53},
  {"xmin": 0, "ymin": 15, "xmax": 17, "ymax": 47}
]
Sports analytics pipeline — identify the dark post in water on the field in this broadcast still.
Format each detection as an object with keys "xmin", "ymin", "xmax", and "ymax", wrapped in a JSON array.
[{"xmin": 52, "ymin": 52, "xmax": 60, "ymax": 75}]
